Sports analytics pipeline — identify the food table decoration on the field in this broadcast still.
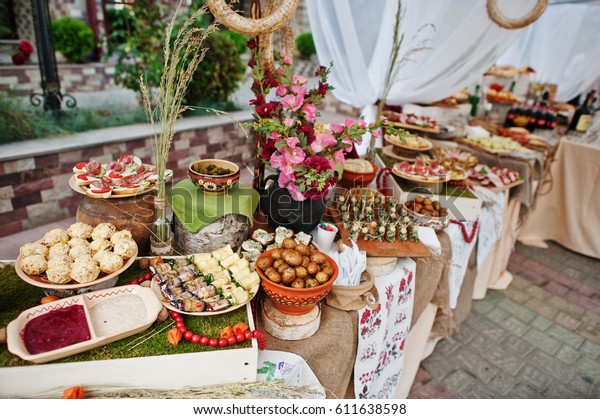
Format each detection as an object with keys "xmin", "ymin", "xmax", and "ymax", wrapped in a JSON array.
[
  {"xmin": 187, "ymin": 159, "xmax": 241, "ymax": 194},
  {"xmin": 466, "ymin": 164, "xmax": 523, "ymax": 191},
  {"xmin": 383, "ymin": 111, "xmax": 440, "ymax": 134},
  {"xmin": 341, "ymin": 158, "xmax": 378, "ymax": 188},
  {"xmin": 403, "ymin": 195, "xmax": 450, "ymax": 231}
]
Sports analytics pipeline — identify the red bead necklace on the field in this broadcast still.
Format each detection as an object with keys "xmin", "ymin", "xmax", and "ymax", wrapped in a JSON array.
[
  {"xmin": 449, "ymin": 219, "xmax": 479, "ymax": 244},
  {"xmin": 127, "ymin": 274, "xmax": 267, "ymax": 350}
]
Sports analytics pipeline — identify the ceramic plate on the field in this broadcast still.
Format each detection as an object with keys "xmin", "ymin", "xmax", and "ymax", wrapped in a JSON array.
[
  {"xmin": 6, "ymin": 285, "xmax": 162, "ymax": 364},
  {"xmin": 15, "ymin": 240, "xmax": 137, "ymax": 291}
]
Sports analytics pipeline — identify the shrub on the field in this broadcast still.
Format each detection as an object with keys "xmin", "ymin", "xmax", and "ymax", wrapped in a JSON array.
[
  {"xmin": 185, "ymin": 31, "xmax": 245, "ymax": 105},
  {"xmin": 51, "ymin": 17, "xmax": 95, "ymax": 62},
  {"xmin": 220, "ymin": 29, "xmax": 249, "ymax": 55},
  {"xmin": 295, "ymin": 31, "xmax": 316, "ymax": 60},
  {"xmin": 105, "ymin": 7, "xmax": 136, "ymax": 55}
]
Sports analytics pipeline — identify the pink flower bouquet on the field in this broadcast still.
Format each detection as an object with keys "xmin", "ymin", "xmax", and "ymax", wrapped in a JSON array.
[{"xmin": 248, "ymin": 40, "xmax": 391, "ymax": 201}]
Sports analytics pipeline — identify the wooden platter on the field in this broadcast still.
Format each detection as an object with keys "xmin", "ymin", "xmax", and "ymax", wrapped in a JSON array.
[
  {"xmin": 333, "ymin": 220, "xmax": 431, "ymax": 258},
  {"xmin": 464, "ymin": 178, "xmax": 524, "ymax": 193},
  {"xmin": 69, "ymin": 175, "xmax": 156, "ymax": 199}
]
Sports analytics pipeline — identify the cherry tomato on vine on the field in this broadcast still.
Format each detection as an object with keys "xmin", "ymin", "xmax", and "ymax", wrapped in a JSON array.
[
  {"xmin": 177, "ymin": 325, "xmax": 187, "ymax": 334},
  {"xmin": 144, "ymin": 273, "xmax": 153, "ymax": 281},
  {"xmin": 208, "ymin": 338, "xmax": 218, "ymax": 347},
  {"xmin": 227, "ymin": 336, "xmax": 237, "ymax": 345},
  {"xmin": 191, "ymin": 334, "xmax": 201, "ymax": 344},
  {"xmin": 244, "ymin": 331, "xmax": 254, "ymax": 340},
  {"xmin": 236, "ymin": 334, "xmax": 245, "ymax": 343},
  {"xmin": 184, "ymin": 331, "xmax": 194, "ymax": 341},
  {"xmin": 218, "ymin": 338, "xmax": 228, "ymax": 347},
  {"xmin": 200, "ymin": 336, "xmax": 209, "ymax": 346}
]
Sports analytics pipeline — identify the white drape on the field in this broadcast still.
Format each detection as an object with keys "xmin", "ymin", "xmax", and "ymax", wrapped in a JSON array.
[
  {"xmin": 497, "ymin": 4, "xmax": 600, "ymax": 102},
  {"xmin": 306, "ymin": 0, "xmax": 535, "ymax": 153}
]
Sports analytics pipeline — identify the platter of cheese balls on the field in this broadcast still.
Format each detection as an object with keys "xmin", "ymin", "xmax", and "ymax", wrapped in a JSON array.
[{"xmin": 15, "ymin": 222, "xmax": 138, "ymax": 291}]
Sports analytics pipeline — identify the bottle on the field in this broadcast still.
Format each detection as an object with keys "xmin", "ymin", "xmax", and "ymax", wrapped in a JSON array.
[
  {"xmin": 528, "ymin": 105, "xmax": 541, "ymax": 131},
  {"xmin": 469, "ymin": 85, "xmax": 480, "ymax": 117},
  {"xmin": 504, "ymin": 104, "xmax": 518, "ymax": 127},
  {"xmin": 508, "ymin": 80, "xmax": 516, "ymax": 93},
  {"xmin": 536, "ymin": 106, "xmax": 548, "ymax": 130},
  {"xmin": 570, "ymin": 90, "xmax": 596, "ymax": 133},
  {"xmin": 546, "ymin": 109, "xmax": 557, "ymax": 130}
]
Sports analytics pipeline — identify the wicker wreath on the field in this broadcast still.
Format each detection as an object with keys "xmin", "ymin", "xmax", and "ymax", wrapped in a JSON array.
[
  {"xmin": 486, "ymin": 0, "xmax": 548, "ymax": 29},
  {"xmin": 205, "ymin": 0, "xmax": 298, "ymax": 70}
]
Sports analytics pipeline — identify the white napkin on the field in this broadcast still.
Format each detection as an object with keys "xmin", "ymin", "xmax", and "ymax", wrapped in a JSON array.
[
  {"xmin": 417, "ymin": 226, "xmax": 442, "ymax": 257},
  {"xmin": 329, "ymin": 240, "xmax": 367, "ymax": 287}
]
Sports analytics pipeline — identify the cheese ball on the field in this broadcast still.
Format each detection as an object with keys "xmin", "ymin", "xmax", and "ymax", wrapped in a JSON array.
[
  {"xmin": 67, "ymin": 222, "xmax": 93, "ymax": 240},
  {"xmin": 69, "ymin": 245, "xmax": 91, "ymax": 259},
  {"xmin": 48, "ymin": 242, "xmax": 70, "ymax": 260},
  {"xmin": 19, "ymin": 243, "xmax": 48, "ymax": 258},
  {"xmin": 98, "ymin": 251, "xmax": 124, "ymax": 274},
  {"xmin": 91, "ymin": 223, "xmax": 117, "ymax": 241},
  {"xmin": 112, "ymin": 238, "xmax": 137, "ymax": 259},
  {"xmin": 71, "ymin": 259, "xmax": 101, "ymax": 284},
  {"xmin": 110, "ymin": 230, "xmax": 133, "ymax": 244},
  {"xmin": 45, "ymin": 261, "xmax": 72, "ymax": 284},
  {"xmin": 42, "ymin": 228, "xmax": 69, "ymax": 247},
  {"xmin": 20, "ymin": 255, "xmax": 48, "ymax": 276}
]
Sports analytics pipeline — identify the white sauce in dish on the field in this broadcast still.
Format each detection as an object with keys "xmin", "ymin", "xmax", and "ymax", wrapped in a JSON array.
[{"xmin": 89, "ymin": 294, "xmax": 146, "ymax": 337}]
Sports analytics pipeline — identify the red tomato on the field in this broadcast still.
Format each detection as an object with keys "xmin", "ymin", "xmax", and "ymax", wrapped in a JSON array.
[
  {"xmin": 170, "ymin": 311, "xmax": 180, "ymax": 319},
  {"xmin": 91, "ymin": 188, "xmax": 111, "ymax": 194},
  {"xmin": 208, "ymin": 338, "xmax": 218, "ymax": 347},
  {"xmin": 218, "ymin": 338, "xmax": 228, "ymax": 347},
  {"xmin": 184, "ymin": 331, "xmax": 194, "ymax": 341},
  {"xmin": 175, "ymin": 320, "xmax": 185, "ymax": 328},
  {"xmin": 200, "ymin": 336, "xmax": 209, "ymax": 346},
  {"xmin": 177, "ymin": 325, "xmax": 187, "ymax": 334},
  {"xmin": 236, "ymin": 334, "xmax": 245, "ymax": 343},
  {"xmin": 191, "ymin": 334, "xmax": 201, "ymax": 344},
  {"xmin": 75, "ymin": 162, "xmax": 87, "ymax": 170},
  {"xmin": 144, "ymin": 273, "xmax": 153, "ymax": 281},
  {"xmin": 108, "ymin": 172, "xmax": 122, "ymax": 179},
  {"xmin": 227, "ymin": 336, "xmax": 237, "ymax": 346},
  {"xmin": 244, "ymin": 331, "xmax": 253, "ymax": 340}
]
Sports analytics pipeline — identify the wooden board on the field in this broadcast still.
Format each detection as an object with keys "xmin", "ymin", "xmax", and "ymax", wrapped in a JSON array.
[
  {"xmin": 464, "ymin": 178, "xmax": 524, "ymax": 193},
  {"xmin": 332, "ymin": 218, "xmax": 431, "ymax": 258}
]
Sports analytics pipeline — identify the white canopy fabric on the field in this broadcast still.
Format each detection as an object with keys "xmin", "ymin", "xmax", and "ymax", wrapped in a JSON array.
[
  {"xmin": 306, "ymin": 0, "xmax": 538, "ymax": 153},
  {"xmin": 497, "ymin": 3, "xmax": 600, "ymax": 102}
]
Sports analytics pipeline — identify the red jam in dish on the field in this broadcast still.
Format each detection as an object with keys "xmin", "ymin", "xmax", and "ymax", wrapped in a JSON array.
[{"xmin": 22, "ymin": 304, "xmax": 91, "ymax": 355}]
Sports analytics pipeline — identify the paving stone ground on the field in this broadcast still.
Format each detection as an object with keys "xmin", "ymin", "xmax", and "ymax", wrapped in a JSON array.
[{"xmin": 409, "ymin": 241, "xmax": 600, "ymax": 399}]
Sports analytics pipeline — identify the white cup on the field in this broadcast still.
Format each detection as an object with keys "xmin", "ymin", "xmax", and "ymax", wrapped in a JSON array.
[{"xmin": 316, "ymin": 222, "xmax": 338, "ymax": 252}]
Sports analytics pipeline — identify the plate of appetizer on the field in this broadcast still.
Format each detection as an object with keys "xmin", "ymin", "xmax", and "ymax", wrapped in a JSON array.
[
  {"xmin": 466, "ymin": 164, "xmax": 523, "ymax": 191},
  {"xmin": 69, "ymin": 154, "xmax": 173, "ymax": 199},
  {"xmin": 392, "ymin": 160, "xmax": 451, "ymax": 184},
  {"xmin": 15, "ymin": 222, "xmax": 138, "ymax": 295},
  {"xmin": 149, "ymin": 245, "xmax": 260, "ymax": 316}
]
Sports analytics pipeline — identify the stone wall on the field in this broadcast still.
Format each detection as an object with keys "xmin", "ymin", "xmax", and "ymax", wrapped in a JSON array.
[
  {"xmin": 0, "ymin": 118, "xmax": 255, "ymax": 238},
  {"xmin": 0, "ymin": 61, "xmax": 118, "ymax": 95}
]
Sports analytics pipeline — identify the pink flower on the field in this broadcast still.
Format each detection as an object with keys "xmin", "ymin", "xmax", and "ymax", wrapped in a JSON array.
[
  {"xmin": 357, "ymin": 118, "xmax": 367, "ymax": 129},
  {"xmin": 331, "ymin": 123, "xmax": 344, "ymax": 134},
  {"xmin": 270, "ymin": 152, "xmax": 287, "ymax": 171},
  {"xmin": 283, "ymin": 57, "xmax": 293, "ymax": 65},
  {"xmin": 275, "ymin": 85, "xmax": 287, "ymax": 97},
  {"xmin": 290, "ymin": 85, "xmax": 307, "ymax": 97},
  {"xmin": 284, "ymin": 118, "xmax": 294, "ymax": 127},
  {"xmin": 286, "ymin": 182, "xmax": 306, "ymax": 201},
  {"xmin": 270, "ymin": 131, "xmax": 281, "ymax": 141},
  {"xmin": 310, "ymin": 132, "xmax": 337, "ymax": 153},
  {"xmin": 345, "ymin": 118, "xmax": 356, "ymax": 127},
  {"xmin": 372, "ymin": 129, "xmax": 379, "ymax": 138},
  {"xmin": 283, "ymin": 146, "xmax": 306, "ymax": 165},
  {"xmin": 279, "ymin": 50, "xmax": 286, "ymax": 58},
  {"xmin": 284, "ymin": 136, "xmax": 300, "ymax": 148},
  {"xmin": 292, "ymin": 75, "xmax": 308, "ymax": 85},
  {"xmin": 276, "ymin": 68, "xmax": 284, "ymax": 76},
  {"xmin": 334, "ymin": 149, "xmax": 346, "ymax": 164},
  {"xmin": 281, "ymin": 94, "xmax": 303, "ymax": 111},
  {"xmin": 301, "ymin": 103, "xmax": 316, "ymax": 122}
]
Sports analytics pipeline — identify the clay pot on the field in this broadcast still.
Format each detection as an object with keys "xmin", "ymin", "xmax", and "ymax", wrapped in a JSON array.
[{"xmin": 76, "ymin": 193, "xmax": 155, "ymax": 255}]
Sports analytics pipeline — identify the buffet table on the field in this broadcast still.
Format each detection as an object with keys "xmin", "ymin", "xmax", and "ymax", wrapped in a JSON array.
[{"xmin": 519, "ymin": 136, "xmax": 600, "ymax": 259}]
